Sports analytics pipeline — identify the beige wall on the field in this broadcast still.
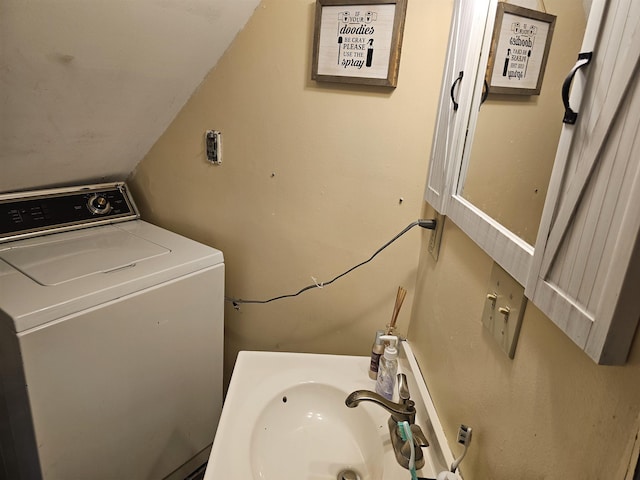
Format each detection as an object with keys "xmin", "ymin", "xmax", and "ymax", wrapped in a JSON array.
[
  {"xmin": 128, "ymin": 0, "xmax": 453, "ymax": 386},
  {"xmin": 129, "ymin": 0, "xmax": 640, "ymax": 478}
]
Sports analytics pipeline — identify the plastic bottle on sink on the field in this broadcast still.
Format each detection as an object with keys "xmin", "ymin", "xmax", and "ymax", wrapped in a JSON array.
[
  {"xmin": 375, "ymin": 335, "xmax": 398, "ymax": 400},
  {"xmin": 368, "ymin": 330, "xmax": 385, "ymax": 380}
]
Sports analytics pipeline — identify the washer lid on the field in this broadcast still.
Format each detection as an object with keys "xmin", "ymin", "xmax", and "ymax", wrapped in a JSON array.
[
  {"xmin": 0, "ymin": 220, "xmax": 224, "ymax": 333},
  {"xmin": 0, "ymin": 225, "xmax": 169, "ymax": 286}
]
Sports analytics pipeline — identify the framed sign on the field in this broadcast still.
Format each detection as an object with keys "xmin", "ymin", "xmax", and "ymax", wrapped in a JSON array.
[
  {"xmin": 311, "ymin": 0, "xmax": 407, "ymax": 87},
  {"xmin": 485, "ymin": 3, "xmax": 556, "ymax": 95}
]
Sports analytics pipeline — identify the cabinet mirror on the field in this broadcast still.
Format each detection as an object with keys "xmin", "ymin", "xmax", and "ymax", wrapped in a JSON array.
[
  {"xmin": 459, "ymin": 0, "xmax": 589, "ymax": 247},
  {"xmin": 425, "ymin": 0, "xmax": 603, "ymax": 286}
]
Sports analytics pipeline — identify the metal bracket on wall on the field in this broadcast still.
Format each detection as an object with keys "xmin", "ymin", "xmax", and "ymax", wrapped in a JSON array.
[{"xmin": 481, "ymin": 262, "xmax": 527, "ymax": 358}]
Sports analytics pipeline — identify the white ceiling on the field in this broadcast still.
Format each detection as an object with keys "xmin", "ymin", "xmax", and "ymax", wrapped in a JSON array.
[{"xmin": 0, "ymin": 0, "xmax": 261, "ymax": 193}]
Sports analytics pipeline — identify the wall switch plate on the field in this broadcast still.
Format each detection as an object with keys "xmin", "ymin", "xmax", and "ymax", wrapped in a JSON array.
[
  {"xmin": 481, "ymin": 262, "xmax": 527, "ymax": 358},
  {"xmin": 428, "ymin": 213, "xmax": 445, "ymax": 261},
  {"xmin": 205, "ymin": 130, "xmax": 222, "ymax": 165}
]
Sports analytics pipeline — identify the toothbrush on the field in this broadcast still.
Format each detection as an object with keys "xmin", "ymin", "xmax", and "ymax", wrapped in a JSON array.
[
  {"xmin": 398, "ymin": 421, "xmax": 418, "ymax": 480},
  {"xmin": 450, "ymin": 424, "xmax": 472, "ymax": 473}
]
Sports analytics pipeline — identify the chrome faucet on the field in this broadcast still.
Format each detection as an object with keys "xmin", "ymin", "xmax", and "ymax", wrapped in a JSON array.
[
  {"xmin": 345, "ymin": 375, "xmax": 416, "ymax": 423},
  {"xmin": 345, "ymin": 373, "xmax": 428, "ymax": 470}
]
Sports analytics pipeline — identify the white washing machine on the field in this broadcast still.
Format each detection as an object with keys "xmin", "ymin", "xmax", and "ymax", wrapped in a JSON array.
[{"xmin": 0, "ymin": 183, "xmax": 224, "ymax": 480}]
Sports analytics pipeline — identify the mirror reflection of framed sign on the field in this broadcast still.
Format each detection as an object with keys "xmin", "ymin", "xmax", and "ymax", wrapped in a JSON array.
[
  {"xmin": 486, "ymin": 3, "xmax": 556, "ymax": 95},
  {"xmin": 311, "ymin": 0, "xmax": 407, "ymax": 87}
]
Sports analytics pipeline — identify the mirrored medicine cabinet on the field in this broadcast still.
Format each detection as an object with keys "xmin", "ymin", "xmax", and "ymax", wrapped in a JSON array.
[{"xmin": 426, "ymin": 0, "xmax": 640, "ymax": 364}]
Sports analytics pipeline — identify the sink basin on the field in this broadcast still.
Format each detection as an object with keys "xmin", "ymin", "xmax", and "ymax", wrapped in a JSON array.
[
  {"xmin": 250, "ymin": 382, "xmax": 383, "ymax": 479},
  {"xmin": 204, "ymin": 347, "xmax": 451, "ymax": 480}
]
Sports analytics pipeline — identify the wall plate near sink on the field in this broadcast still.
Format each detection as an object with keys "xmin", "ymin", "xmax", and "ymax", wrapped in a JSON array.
[{"xmin": 204, "ymin": 342, "xmax": 458, "ymax": 480}]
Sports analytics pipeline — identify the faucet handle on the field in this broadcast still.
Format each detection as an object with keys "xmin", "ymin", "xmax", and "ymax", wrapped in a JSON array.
[
  {"xmin": 410, "ymin": 424, "xmax": 429, "ymax": 447},
  {"xmin": 397, "ymin": 373, "xmax": 410, "ymax": 404}
]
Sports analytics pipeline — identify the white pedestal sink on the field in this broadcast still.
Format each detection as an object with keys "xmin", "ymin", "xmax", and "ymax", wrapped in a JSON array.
[
  {"xmin": 204, "ymin": 341, "xmax": 456, "ymax": 480},
  {"xmin": 251, "ymin": 382, "xmax": 384, "ymax": 479}
]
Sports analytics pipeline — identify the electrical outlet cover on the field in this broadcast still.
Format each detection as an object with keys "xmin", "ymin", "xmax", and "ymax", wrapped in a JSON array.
[
  {"xmin": 481, "ymin": 262, "xmax": 527, "ymax": 358},
  {"xmin": 205, "ymin": 130, "xmax": 222, "ymax": 165},
  {"xmin": 428, "ymin": 213, "xmax": 445, "ymax": 261}
]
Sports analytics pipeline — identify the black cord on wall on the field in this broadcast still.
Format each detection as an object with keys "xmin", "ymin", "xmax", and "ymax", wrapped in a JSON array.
[{"xmin": 225, "ymin": 219, "xmax": 437, "ymax": 309}]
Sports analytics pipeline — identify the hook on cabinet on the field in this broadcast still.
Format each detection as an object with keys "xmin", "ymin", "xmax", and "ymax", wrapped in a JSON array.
[
  {"xmin": 562, "ymin": 52, "xmax": 593, "ymax": 124},
  {"xmin": 450, "ymin": 71, "xmax": 464, "ymax": 111},
  {"xmin": 481, "ymin": 79, "xmax": 489, "ymax": 106}
]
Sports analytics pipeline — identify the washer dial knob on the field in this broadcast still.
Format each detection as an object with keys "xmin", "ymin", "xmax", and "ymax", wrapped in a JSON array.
[{"xmin": 87, "ymin": 194, "xmax": 112, "ymax": 215}]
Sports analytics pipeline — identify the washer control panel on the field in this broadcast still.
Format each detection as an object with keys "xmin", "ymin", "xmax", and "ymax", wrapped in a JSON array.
[{"xmin": 0, "ymin": 183, "xmax": 139, "ymax": 243}]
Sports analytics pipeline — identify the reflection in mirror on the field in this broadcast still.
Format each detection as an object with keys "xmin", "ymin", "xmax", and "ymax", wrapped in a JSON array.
[{"xmin": 460, "ymin": 0, "xmax": 588, "ymax": 246}]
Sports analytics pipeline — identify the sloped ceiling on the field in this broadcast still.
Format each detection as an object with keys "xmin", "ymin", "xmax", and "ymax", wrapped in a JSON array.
[{"xmin": 0, "ymin": 0, "xmax": 261, "ymax": 193}]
